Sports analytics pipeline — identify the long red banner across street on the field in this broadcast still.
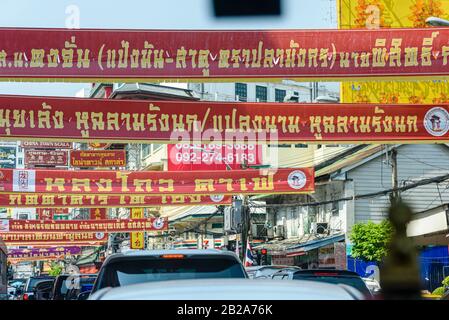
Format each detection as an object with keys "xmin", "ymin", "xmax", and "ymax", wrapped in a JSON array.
[
  {"xmin": 1, "ymin": 95, "xmax": 449, "ymax": 143},
  {"xmin": 0, "ymin": 28, "xmax": 448, "ymax": 80},
  {"xmin": 0, "ymin": 168, "xmax": 315, "ymax": 195},
  {"xmin": 0, "ymin": 217, "xmax": 168, "ymax": 233},
  {"xmin": 0, "ymin": 193, "xmax": 232, "ymax": 208}
]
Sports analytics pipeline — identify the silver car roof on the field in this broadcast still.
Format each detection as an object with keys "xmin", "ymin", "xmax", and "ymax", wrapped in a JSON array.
[{"xmin": 90, "ymin": 279, "xmax": 363, "ymax": 300}]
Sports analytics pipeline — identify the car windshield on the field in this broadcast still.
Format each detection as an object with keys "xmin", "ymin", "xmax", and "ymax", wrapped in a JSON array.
[
  {"xmin": 58, "ymin": 276, "xmax": 96, "ymax": 295},
  {"xmin": 292, "ymin": 274, "xmax": 372, "ymax": 297},
  {"xmin": 26, "ymin": 278, "xmax": 53, "ymax": 291},
  {"xmin": 8, "ymin": 280, "xmax": 25, "ymax": 288},
  {"xmin": 97, "ymin": 257, "xmax": 246, "ymax": 289}
]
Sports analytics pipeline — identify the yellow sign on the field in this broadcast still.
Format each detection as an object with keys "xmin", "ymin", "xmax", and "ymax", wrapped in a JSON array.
[
  {"xmin": 131, "ymin": 232, "xmax": 145, "ymax": 250},
  {"xmin": 131, "ymin": 208, "xmax": 145, "ymax": 249},
  {"xmin": 338, "ymin": 0, "xmax": 449, "ymax": 103}
]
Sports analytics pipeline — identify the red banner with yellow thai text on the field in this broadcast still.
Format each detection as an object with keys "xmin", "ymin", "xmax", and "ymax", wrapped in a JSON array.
[
  {"xmin": 1, "ymin": 95, "xmax": 449, "ymax": 143},
  {"xmin": 0, "ymin": 217, "xmax": 168, "ymax": 233},
  {"xmin": 0, "ymin": 193, "xmax": 232, "ymax": 208},
  {"xmin": 0, "ymin": 168, "xmax": 315, "ymax": 195},
  {"xmin": 0, "ymin": 28, "xmax": 449, "ymax": 81}
]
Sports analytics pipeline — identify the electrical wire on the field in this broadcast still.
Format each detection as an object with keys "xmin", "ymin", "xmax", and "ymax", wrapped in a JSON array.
[{"xmin": 249, "ymin": 172, "xmax": 449, "ymax": 209}]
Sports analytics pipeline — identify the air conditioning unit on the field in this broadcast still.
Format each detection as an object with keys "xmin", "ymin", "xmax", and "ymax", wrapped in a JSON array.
[
  {"xmin": 273, "ymin": 225, "xmax": 285, "ymax": 239},
  {"xmin": 284, "ymin": 93, "xmax": 300, "ymax": 103},
  {"xmin": 311, "ymin": 222, "xmax": 329, "ymax": 234},
  {"xmin": 168, "ymin": 227, "xmax": 176, "ymax": 236},
  {"xmin": 251, "ymin": 224, "xmax": 267, "ymax": 238}
]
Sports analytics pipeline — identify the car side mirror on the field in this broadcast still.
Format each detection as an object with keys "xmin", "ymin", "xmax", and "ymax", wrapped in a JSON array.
[{"xmin": 77, "ymin": 291, "xmax": 91, "ymax": 300}]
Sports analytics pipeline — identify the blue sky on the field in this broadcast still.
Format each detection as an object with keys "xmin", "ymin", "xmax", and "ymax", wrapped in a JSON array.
[{"xmin": 0, "ymin": 0, "xmax": 337, "ymax": 97}]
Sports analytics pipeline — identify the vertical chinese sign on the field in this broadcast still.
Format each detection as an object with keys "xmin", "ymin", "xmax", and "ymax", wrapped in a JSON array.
[
  {"xmin": 130, "ymin": 208, "xmax": 145, "ymax": 249},
  {"xmin": 90, "ymin": 208, "xmax": 107, "ymax": 220},
  {"xmin": 338, "ymin": 0, "xmax": 449, "ymax": 104}
]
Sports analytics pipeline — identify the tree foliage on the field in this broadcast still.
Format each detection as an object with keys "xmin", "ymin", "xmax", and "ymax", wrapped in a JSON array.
[
  {"xmin": 442, "ymin": 276, "xmax": 449, "ymax": 288},
  {"xmin": 432, "ymin": 286, "xmax": 445, "ymax": 296},
  {"xmin": 349, "ymin": 220, "xmax": 394, "ymax": 262},
  {"xmin": 48, "ymin": 262, "xmax": 63, "ymax": 276}
]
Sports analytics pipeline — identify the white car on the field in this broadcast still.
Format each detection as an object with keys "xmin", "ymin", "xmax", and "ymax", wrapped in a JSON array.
[
  {"xmin": 246, "ymin": 265, "xmax": 301, "ymax": 279},
  {"xmin": 89, "ymin": 279, "xmax": 365, "ymax": 300},
  {"xmin": 362, "ymin": 277, "xmax": 381, "ymax": 295}
]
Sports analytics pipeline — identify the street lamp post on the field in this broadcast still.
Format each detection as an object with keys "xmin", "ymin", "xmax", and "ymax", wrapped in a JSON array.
[{"xmin": 426, "ymin": 16, "xmax": 449, "ymax": 26}]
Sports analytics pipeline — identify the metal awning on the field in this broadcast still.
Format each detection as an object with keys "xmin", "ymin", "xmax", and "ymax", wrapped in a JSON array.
[
  {"xmin": 407, "ymin": 204, "xmax": 449, "ymax": 245},
  {"xmin": 286, "ymin": 233, "xmax": 345, "ymax": 253},
  {"xmin": 257, "ymin": 233, "xmax": 345, "ymax": 255}
]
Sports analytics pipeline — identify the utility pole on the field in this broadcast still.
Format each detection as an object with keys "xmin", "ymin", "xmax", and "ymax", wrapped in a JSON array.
[
  {"xmin": 390, "ymin": 148, "xmax": 399, "ymax": 204},
  {"xmin": 240, "ymin": 195, "xmax": 250, "ymax": 262}
]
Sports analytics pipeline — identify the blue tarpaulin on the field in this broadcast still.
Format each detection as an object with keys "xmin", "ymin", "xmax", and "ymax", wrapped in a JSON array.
[{"xmin": 348, "ymin": 246, "xmax": 449, "ymax": 291}]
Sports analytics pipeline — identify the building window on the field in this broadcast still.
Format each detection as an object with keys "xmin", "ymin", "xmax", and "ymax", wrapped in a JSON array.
[
  {"xmin": 256, "ymin": 86, "xmax": 267, "ymax": 102},
  {"xmin": 18, "ymin": 158, "xmax": 23, "ymax": 165},
  {"xmin": 151, "ymin": 144, "xmax": 162, "ymax": 153},
  {"xmin": 142, "ymin": 144, "xmax": 151, "ymax": 158},
  {"xmin": 211, "ymin": 223, "xmax": 224, "ymax": 229},
  {"xmin": 332, "ymin": 201, "xmax": 339, "ymax": 216},
  {"xmin": 275, "ymin": 89, "xmax": 286, "ymax": 102},
  {"xmin": 235, "ymin": 83, "xmax": 247, "ymax": 102}
]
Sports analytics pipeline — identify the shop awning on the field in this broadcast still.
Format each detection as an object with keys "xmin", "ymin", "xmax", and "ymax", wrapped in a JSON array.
[
  {"xmin": 407, "ymin": 204, "xmax": 449, "ymax": 245},
  {"xmin": 257, "ymin": 233, "xmax": 345, "ymax": 255},
  {"xmin": 287, "ymin": 233, "xmax": 345, "ymax": 253}
]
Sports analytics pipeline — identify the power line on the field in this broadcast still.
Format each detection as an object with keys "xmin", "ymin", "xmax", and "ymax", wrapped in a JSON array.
[{"xmin": 250, "ymin": 173, "xmax": 449, "ymax": 209}]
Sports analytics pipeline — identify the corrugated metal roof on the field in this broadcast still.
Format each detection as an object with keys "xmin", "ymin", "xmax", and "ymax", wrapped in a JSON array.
[
  {"xmin": 288, "ymin": 233, "xmax": 345, "ymax": 252},
  {"xmin": 257, "ymin": 233, "xmax": 345, "ymax": 254},
  {"xmin": 169, "ymin": 206, "xmax": 218, "ymax": 222},
  {"xmin": 315, "ymin": 145, "xmax": 384, "ymax": 178},
  {"xmin": 255, "ymin": 234, "xmax": 319, "ymax": 253},
  {"xmin": 111, "ymin": 83, "xmax": 199, "ymax": 100}
]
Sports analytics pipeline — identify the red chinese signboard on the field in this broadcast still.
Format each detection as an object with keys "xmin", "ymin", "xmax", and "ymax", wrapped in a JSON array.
[
  {"xmin": 37, "ymin": 208, "xmax": 69, "ymax": 220},
  {"xmin": 25, "ymin": 150, "xmax": 68, "ymax": 166},
  {"xmin": 70, "ymin": 150, "xmax": 126, "ymax": 167},
  {"xmin": 0, "ymin": 95, "xmax": 448, "ymax": 144},
  {"xmin": 0, "ymin": 168, "xmax": 315, "ymax": 195},
  {"xmin": 0, "ymin": 193, "xmax": 232, "ymax": 208},
  {"xmin": 0, "ymin": 217, "xmax": 168, "ymax": 233},
  {"xmin": 167, "ymin": 143, "xmax": 262, "ymax": 171},
  {"xmin": 0, "ymin": 28, "xmax": 448, "ymax": 80},
  {"xmin": 21, "ymin": 141, "xmax": 72, "ymax": 149}
]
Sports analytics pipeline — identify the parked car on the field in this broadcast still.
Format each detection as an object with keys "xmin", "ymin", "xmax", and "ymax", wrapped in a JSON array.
[
  {"xmin": 270, "ymin": 269, "xmax": 373, "ymax": 299},
  {"xmin": 33, "ymin": 279, "xmax": 55, "ymax": 300},
  {"xmin": 245, "ymin": 265, "xmax": 301, "ymax": 279},
  {"xmin": 89, "ymin": 279, "xmax": 365, "ymax": 300},
  {"xmin": 51, "ymin": 274, "xmax": 97, "ymax": 300},
  {"xmin": 18, "ymin": 276, "xmax": 55, "ymax": 300},
  {"xmin": 362, "ymin": 277, "xmax": 381, "ymax": 295},
  {"xmin": 85, "ymin": 249, "xmax": 247, "ymax": 299}
]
